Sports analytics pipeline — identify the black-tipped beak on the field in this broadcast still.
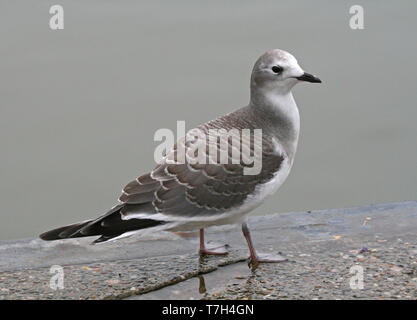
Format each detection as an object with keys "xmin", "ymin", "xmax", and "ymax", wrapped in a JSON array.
[{"xmin": 296, "ymin": 72, "xmax": 321, "ymax": 83}]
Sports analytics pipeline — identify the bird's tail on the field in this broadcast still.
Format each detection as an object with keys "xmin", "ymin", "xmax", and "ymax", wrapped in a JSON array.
[{"xmin": 39, "ymin": 204, "xmax": 164, "ymax": 244}]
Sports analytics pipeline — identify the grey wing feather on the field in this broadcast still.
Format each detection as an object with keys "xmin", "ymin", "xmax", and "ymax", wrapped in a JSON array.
[{"xmin": 119, "ymin": 110, "xmax": 285, "ymax": 220}]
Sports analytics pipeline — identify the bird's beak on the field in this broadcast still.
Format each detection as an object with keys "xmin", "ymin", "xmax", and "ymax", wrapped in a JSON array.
[{"xmin": 296, "ymin": 72, "xmax": 321, "ymax": 83}]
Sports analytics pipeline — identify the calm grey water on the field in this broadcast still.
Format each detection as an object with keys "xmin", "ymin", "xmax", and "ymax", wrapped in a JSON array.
[{"xmin": 1, "ymin": 1, "xmax": 416, "ymax": 240}]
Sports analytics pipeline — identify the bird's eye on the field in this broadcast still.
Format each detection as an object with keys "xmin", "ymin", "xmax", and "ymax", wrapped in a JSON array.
[{"xmin": 271, "ymin": 66, "xmax": 283, "ymax": 74}]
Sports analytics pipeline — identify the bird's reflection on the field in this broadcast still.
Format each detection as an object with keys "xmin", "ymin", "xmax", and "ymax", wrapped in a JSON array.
[
  {"xmin": 196, "ymin": 255, "xmax": 261, "ymax": 298},
  {"xmin": 198, "ymin": 275, "xmax": 207, "ymax": 294},
  {"xmin": 195, "ymin": 271, "xmax": 260, "ymax": 299}
]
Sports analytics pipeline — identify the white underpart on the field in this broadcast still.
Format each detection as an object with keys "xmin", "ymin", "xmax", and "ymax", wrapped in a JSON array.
[{"xmin": 100, "ymin": 222, "xmax": 181, "ymax": 243}]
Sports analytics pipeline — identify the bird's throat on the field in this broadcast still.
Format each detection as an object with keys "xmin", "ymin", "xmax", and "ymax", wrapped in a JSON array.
[{"xmin": 251, "ymin": 90, "xmax": 300, "ymax": 158}]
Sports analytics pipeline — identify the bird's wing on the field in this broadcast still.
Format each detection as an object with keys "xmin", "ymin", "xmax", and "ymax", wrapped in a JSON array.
[{"xmin": 119, "ymin": 122, "xmax": 285, "ymax": 221}]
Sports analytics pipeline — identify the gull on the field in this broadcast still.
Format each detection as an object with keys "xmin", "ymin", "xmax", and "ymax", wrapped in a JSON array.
[{"xmin": 40, "ymin": 49, "xmax": 321, "ymax": 269}]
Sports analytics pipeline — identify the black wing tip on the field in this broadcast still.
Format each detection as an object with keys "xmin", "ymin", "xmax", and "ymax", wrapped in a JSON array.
[
  {"xmin": 39, "ymin": 221, "xmax": 92, "ymax": 241},
  {"xmin": 39, "ymin": 231, "xmax": 57, "ymax": 241},
  {"xmin": 39, "ymin": 230, "xmax": 65, "ymax": 241},
  {"xmin": 39, "ymin": 203, "xmax": 163, "ymax": 243}
]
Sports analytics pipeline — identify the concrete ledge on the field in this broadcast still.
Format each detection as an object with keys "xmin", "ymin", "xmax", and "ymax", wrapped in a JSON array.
[{"xmin": 0, "ymin": 201, "xmax": 416, "ymax": 299}]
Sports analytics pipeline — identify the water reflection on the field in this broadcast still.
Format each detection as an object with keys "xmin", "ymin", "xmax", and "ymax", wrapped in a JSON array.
[
  {"xmin": 198, "ymin": 275, "xmax": 207, "ymax": 294},
  {"xmin": 196, "ymin": 256, "xmax": 257, "ymax": 298}
]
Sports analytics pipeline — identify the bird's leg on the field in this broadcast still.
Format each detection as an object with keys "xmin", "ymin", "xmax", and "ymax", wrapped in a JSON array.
[
  {"xmin": 199, "ymin": 228, "xmax": 228, "ymax": 255},
  {"xmin": 242, "ymin": 222, "xmax": 287, "ymax": 270}
]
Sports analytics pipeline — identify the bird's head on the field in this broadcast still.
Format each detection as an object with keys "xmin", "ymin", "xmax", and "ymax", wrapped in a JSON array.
[{"xmin": 251, "ymin": 49, "xmax": 321, "ymax": 96}]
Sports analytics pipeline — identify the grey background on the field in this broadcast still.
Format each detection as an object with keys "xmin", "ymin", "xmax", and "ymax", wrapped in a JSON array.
[{"xmin": 0, "ymin": 1, "xmax": 416, "ymax": 240}]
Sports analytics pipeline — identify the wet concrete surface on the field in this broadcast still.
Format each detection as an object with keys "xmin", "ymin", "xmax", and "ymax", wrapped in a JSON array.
[{"xmin": 0, "ymin": 201, "xmax": 416, "ymax": 299}]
